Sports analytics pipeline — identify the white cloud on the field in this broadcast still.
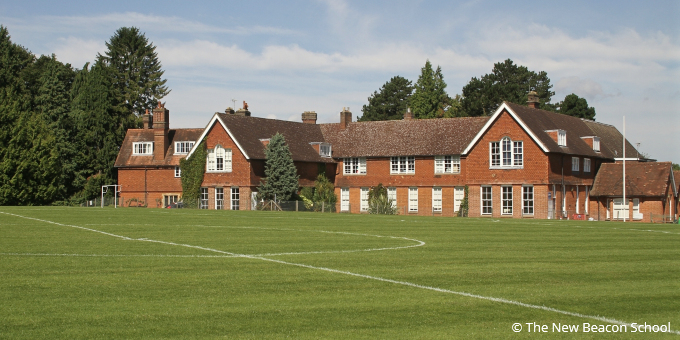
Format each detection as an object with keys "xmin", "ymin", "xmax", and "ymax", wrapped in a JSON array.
[{"xmin": 50, "ymin": 37, "xmax": 105, "ymax": 68}]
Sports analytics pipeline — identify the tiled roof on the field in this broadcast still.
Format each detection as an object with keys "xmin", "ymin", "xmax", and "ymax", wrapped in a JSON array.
[
  {"xmin": 505, "ymin": 102, "xmax": 638, "ymax": 159},
  {"xmin": 580, "ymin": 120, "xmax": 639, "ymax": 159},
  {"xmin": 319, "ymin": 117, "xmax": 489, "ymax": 158},
  {"xmin": 590, "ymin": 162, "xmax": 673, "ymax": 197},
  {"xmin": 216, "ymin": 114, "xmax": 334, "ymax": 163},
  {"xmin": 114, "ymin": 128, "xmax": 204, "ymax": 167}
]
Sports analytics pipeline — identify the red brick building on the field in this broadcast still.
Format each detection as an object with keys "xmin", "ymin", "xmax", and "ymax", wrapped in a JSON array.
[
  {"xmin": 115, "ymin": 96, "xmax": 676, "ymax": 221},
  {"xmin": 590, "ymin": 162, "xmax": 677, "ymax": 222}
]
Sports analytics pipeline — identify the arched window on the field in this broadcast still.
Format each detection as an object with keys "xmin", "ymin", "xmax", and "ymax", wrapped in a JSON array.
[
  {"xmin": 207, "ymin": 145, "xmax": 232, "ymax": 172},
  {"xmin": 490, "ymin": 137, "xmax": 523, "ymax": 168}
]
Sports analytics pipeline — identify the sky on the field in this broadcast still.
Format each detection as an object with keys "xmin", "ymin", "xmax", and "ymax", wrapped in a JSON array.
[{"xmin": 1, "ymin": 0, "xmax": 679, "ymax": 162}]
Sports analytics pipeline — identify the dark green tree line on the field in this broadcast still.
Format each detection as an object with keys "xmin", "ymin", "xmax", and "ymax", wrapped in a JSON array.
[{"xmin": 0, "ymin": 26, "xmax": 169, "ymax": 205}]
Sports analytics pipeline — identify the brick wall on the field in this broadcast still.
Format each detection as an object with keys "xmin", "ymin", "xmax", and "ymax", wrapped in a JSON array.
[{"xmin": 118, "ymin": 167, "xmax": 182, "ymax": 207}]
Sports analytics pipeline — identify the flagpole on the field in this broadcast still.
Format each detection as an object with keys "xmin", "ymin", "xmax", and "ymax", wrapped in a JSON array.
[{"xmin": 623, "ymin": 116, "xmax": 626, "ymax": 223}]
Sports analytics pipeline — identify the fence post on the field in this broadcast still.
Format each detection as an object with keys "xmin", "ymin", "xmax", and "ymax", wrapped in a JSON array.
[
  {"xmin": 296, "ymin": 200, "xmax": 298, "ymax": 212},
  {"xmin": 322, "ymin": 202, "xmax": 325, "ymax": 213}
]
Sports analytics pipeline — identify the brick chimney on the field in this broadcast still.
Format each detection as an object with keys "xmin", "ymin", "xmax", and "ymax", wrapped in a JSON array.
[
  {"xmin": 153, "ymin": 102, "xmax": 170, "ymax": 161},
  {"xmin": 235, "ymin": 101, "xmax": 251, "ymax": 116},
  {"xmin": 403, "ymin": 107, "xmax": 414, "ymax": 120},
  {"xmin": 143, "ymin": 109, "xmax": 153, "ymax": 129},
  {"xmin": 302, "ymin": 111, "xmax": 317, "ymax": 124},
  {"xmin": 527, "ymin": 91, "xmax": 539, "ymax": 109},
  {"xmin": 224, "ymin": 107, "xmax": 235, "ymax": 114},
  {"xmin": 340, "ymin": 107, "xmax": 352, "ymax": 130}
]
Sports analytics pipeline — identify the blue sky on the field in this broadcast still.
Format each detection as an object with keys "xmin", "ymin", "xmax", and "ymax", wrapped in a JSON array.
[{"xmin": 2, "ymin": 0, "xmax": 679, "ymax": 162}]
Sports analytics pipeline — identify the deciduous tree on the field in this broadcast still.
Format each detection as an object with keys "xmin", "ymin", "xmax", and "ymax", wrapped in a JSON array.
[
  {"xmin": 555, "ymin": 93, "xmax": 596, "ymax": 120},
  {"xmin": 359, "ymin": 76, "xmax": 413, "ymax": 121},
  {"xmin": 461, "ymin": 59, "xmax": 555, "ymax": 116}
]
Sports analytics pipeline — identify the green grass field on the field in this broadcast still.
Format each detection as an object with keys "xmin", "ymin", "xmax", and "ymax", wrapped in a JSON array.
[{"xmin": 1, "ymin": 206, "xmax": 678, "ymax": 339}]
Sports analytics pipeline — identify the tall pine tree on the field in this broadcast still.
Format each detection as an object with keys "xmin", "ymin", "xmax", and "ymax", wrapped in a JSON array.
[
  {"xmin": 257, "ymin": 133, "xmax": 299, "ymax": 201},
  {"xmin": 99, "ymin": 27, "xmax": 169, "ymax": 117}
]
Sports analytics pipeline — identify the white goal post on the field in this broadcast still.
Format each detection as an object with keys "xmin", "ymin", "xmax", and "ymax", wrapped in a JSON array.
[{"xmin": 101, "ymin": 185, "xmax": 122, "ymax": 208}]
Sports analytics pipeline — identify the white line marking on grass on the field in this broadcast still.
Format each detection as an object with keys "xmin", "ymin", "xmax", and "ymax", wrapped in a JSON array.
[
  {"xmin": 3, "ymin": 211, "xmax": 678, "ymax": 335},
  {"xmin": 574, "ymin": 225, "xmax": 680, "ymax": 235},
  {"xmin": 1, "ymin": 253, "xmax": 237, "ymax": 258},
  {"xmin": 188, "ymin": 225, "xmax": 425, "ymax": 256}
]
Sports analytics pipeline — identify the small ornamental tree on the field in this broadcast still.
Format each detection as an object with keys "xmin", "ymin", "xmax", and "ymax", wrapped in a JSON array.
[
  {"xmin": 258, "ymin": 133, "xmax": 299, "ymax": 201},
  {"xmin": 179, "ymin": 141, "xmax": 206, "ymax": 208},
  {"xmin": 368, "ymin": 183, "xmax": 397, "ymax": 215}
]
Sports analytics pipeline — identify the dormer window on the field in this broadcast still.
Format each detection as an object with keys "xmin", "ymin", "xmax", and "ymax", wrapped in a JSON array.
[
  {"xmin": 133, "ymin": 142, "xmax": 153, "ymax": 155},
  {"xmin": 174, "ymin": 141, "xmax": 195, "ymax": 155},
  {"xmin": 557, "ymin": 130, "xmax": 567, "ymax": 146},
  {"xmin": 593, "ymin": 137, "xmax": 600, "ymax": 152},
  {"xmin": 319, "ymin": 143, "xmax": 332, "ymax": 157}
]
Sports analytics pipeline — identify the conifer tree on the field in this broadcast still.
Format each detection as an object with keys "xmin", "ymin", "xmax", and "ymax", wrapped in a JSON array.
[
  {"xmin": 0, "ymin": 26, "xmax": 62, "ymax": 204},
  {"xmin": 99, "ymin": 27, "xmax": 169, "ymax": 117},
  {"xmin": 410, "ymin": 60, "xmax": 448, "ymax": 119},
  {"xmin": 257, "ymin": 133, "xmax": 299, "ymax": 201}
]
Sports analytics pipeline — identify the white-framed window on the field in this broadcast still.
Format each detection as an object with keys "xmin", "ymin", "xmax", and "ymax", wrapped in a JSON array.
[
  {"xmin": 215, "ymin": 188, "xmax": 224, "ymax": 210},
  {"xmin": 572, "ymin": 157, "xmax": 579, "ymax": 173},
  {"xmin": 391, "ymin": 156, "xmax": 415, "ymax": 174},
  {"xmin": 432, "ymin": 187, "xmax": 442, "ymax": 212},
  {"xmin": 231, "ymin": 187, "xmax": 240, "ymax": 210},
  {"xmin": 387, "ymin": 187, "xmax": 397, "ymax": 208},
  {"xmin": 408, "ymin": 187, "xmax": 418, "ymax": 212},
  {"xmin": 133, "ymin": 142, "xmax": 153, "ymax": 155},
  {"xmin": 593, "ymin": 137, "xmax": 600, "ymax": 152},
  {"xmin": 558, "ymin": 130, "xmax": 567, "ymax": 146},
  {"xmin": 502, "ymin": 186, "xmax": 513, "ymax": 215},
  {"xmin": 174, "ymin": 166, "xmax": 181, "ymax": 178},
  {"xmin": 319, "ymin": 143, "xmax": 332, "ymax": 157},
  {"xmin": 633, "ymin": 198, "xmax": 642, "ymax": 220},
  {"xmin": 341, "ymin": 188, "xmax": 349, "ymax": 211},
  {"xmin": 343, "ymin": 158, "xmax": 366, "ymax": 175},
  {"xmin": 434, "ymin": 156, "xmax": 461, "ymax": 174},
  {"xmin": 585, "ymin": 186, "xmax": 589, "ymax": 214},
  {"xmin": 490, "ymin": 137, "xmax": 522, "ymax": 168},
  {"xmin": 522, "ymin": 186, "xmax": 534, "ymax": 215},
  {"xmin": 576, "ymin": 186, "xmax": 580, "ymax": 214},
  {"xmin": 481, "ymin": 186, "xmax": 492, "ymax": 215},
  {"xmin": 584, "ymin": 158, "xmax": 591, "ymax": 173},
  {"xmin": 200, "ymin": 188, "xmax": 208, "ymax": 209},
  {"xmin": 174, "ymin": 141, "xmax": 195, "ymax": 155},
  {"xmin": 207, "ymin": 145, "xmax": 232, "ymax": 172},
  {"xmin": 454, "ymin": 187, "xmax": 464, "ymax": 213},
  {"xmin": 360, "ymin": 187, "xmax": 369, "ymax": 212},
  {"xmin": 613, "ymin": 198, "xmax": 629, "ymax": 220},
  {"xmin": 164, "ymin": 195, "xmax": 179, "ymax": 207}
]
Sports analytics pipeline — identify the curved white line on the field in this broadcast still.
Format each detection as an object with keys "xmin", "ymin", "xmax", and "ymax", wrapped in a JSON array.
[{"xmin": 2, "ymin": 211, "xmax": 678, "ymax": 335}]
